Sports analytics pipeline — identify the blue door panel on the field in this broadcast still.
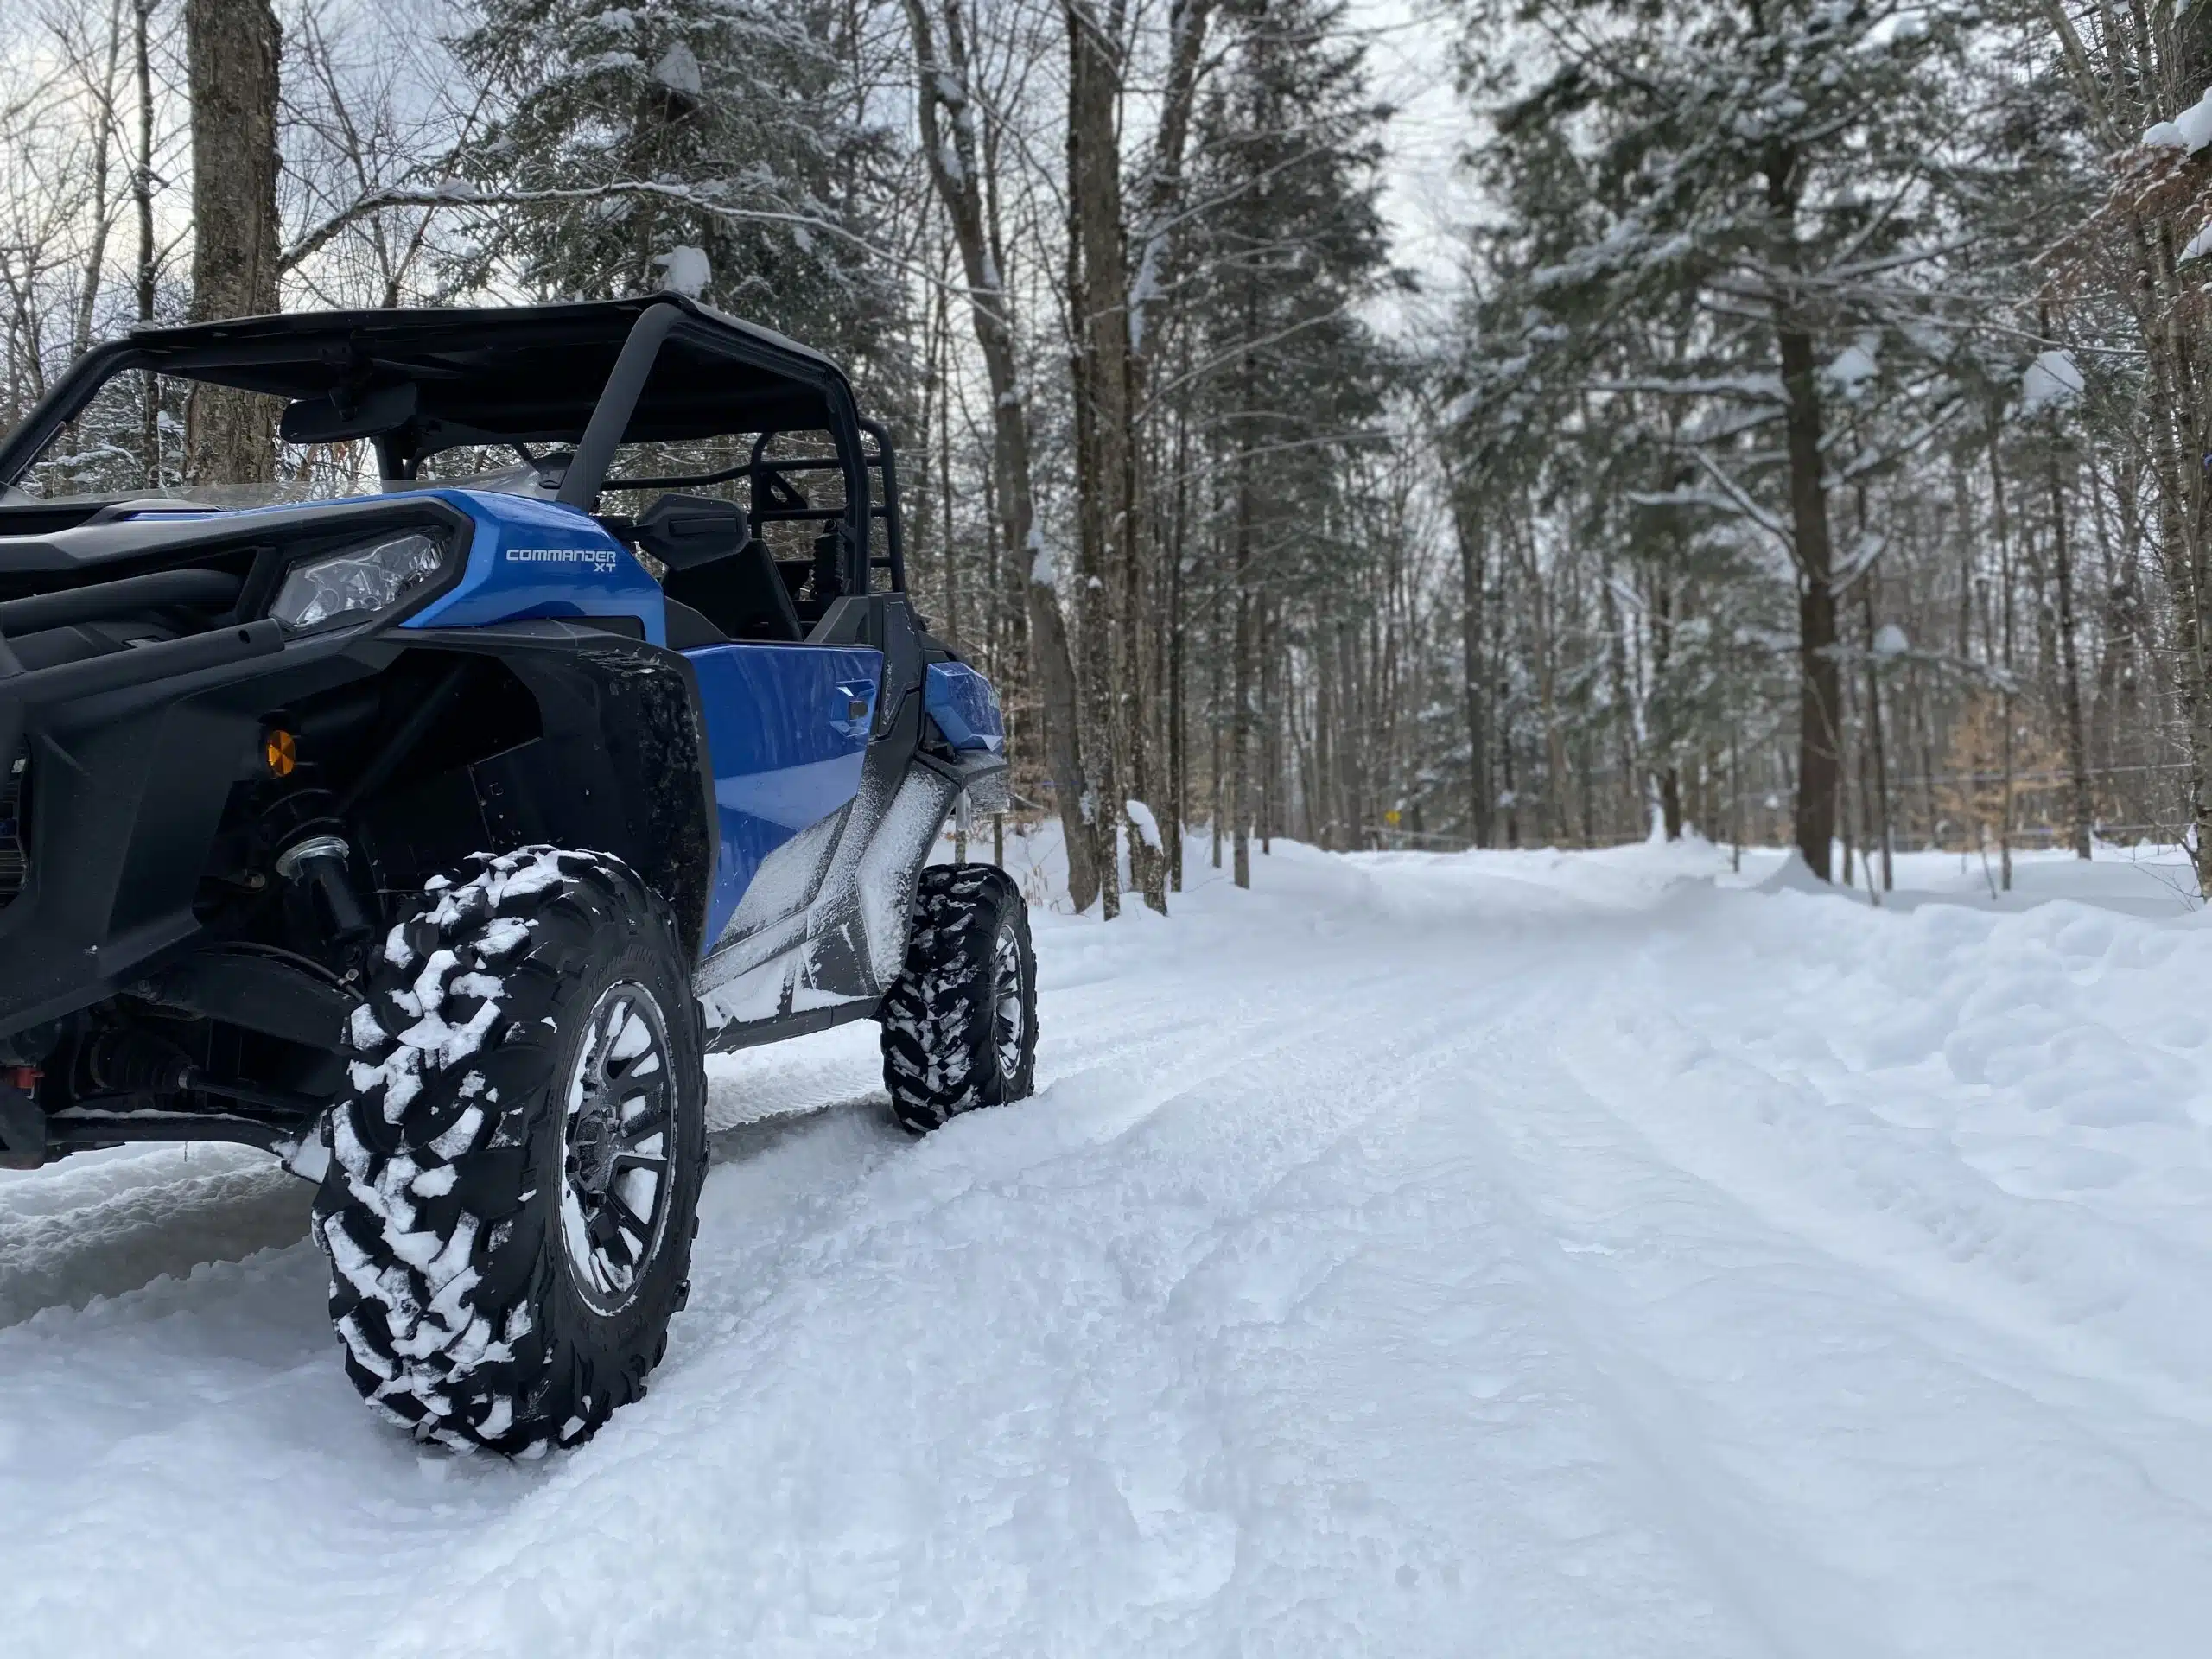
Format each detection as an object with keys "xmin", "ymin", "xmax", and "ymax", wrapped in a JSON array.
[{"xmin": 686, "ymin": 643, "xmax": 883, "ymax": 950}]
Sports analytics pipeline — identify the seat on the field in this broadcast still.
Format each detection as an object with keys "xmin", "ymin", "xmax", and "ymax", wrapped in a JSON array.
[
  {"xmin": 664, "ymin": 537, "xmax": 804, "ymax": 643},
  {"xmin": 662, "ymin": 596, "xmax": 729, "ymax": 650}
]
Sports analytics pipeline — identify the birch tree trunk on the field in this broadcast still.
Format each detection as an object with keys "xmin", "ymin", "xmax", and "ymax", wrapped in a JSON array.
[{"xmin": 1863, "ymin": 588, "xmax": 1894, "ymax": 893}]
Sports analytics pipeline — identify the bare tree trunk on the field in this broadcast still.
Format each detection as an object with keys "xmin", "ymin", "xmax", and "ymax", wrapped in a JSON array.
[
  {"xmin": 1128, "ymin": 0, "xmax": 1209, "ymax": 895},
  {"xmin": 1450, "ymin": 480, "xmax": 1491, "ymax": 846},
  {"xmin": 1863, "ymin": 587, "xmax": 1894, "ymax": 893},
  {"xmin": 133, "ymin": 0, "xmax": 156, "ymax": 327},
  {"xmin": 905, "ymin": 0, "xmax": 1098, "ymax": 908},
  {"xmin": 1065, "ymin": 0, "xmax": 1151, "ymax": 915},
  {"xmin": 1778, "ymin": 311, "xmax": 1840, "ymax": 880},
  {"xmin": 1729, "ymin": 726, "xmax": 1743, "ymax": 872},
  {"xmin": 1168, "ymin": 408, "xmax": 1187, "ymax": 890},
  {"xmin": 1501, "ymin": 715, "xmax": 1520, "ymax": 848},
  {"xmin": 134, "ymin": 0, "xmax": 158, "ymax": 486},
  {"xmin": 184, "ymin": 0, "xmax": 282, "ymax": 486},
  {"xmin": 2050, "ymin": 441, "xmax": 2094, "ymax": 858},
  {"xmin": 1261, "ymin": 597, "xmax": 1279, "ymax": 855},
  {"xmin": 1989, "ymin": 416, "xmax": 2015, "ymax": 892},
  {"xmin": 1767, "ymin": 149, "xmax": 1840, "ymax": 879},
  {"xmin": 1210, "ymin": 596, "xmax": 1224, "ymax": 869},
  {"xmin": 1651, "ymin": 574, "xmax": 1681, "ymax": 839},
  {"xmin": 1314, "ymin": 622, "xmax": 1335, "ymax": 849},
  {"xmin": 937, "ymin": 276, "xmax": 960, "ymax": 650},
  {"xmin": 73, "ymin": 0, "xmax": 127, "ymax": 363},
  {"xmin": 1062, "ymin": 0, "xmax": 1177, "ymax": 914},
  {"xmin": 1231, "ymin": 458, "xmax": 1255, "ymax": 887},
  {"xmin": 1600, "ymin": 556, "xmax": 1638, "ymax": 833}
]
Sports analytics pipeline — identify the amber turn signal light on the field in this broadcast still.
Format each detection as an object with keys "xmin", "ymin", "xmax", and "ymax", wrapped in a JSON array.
[{"xmin": 264, "ymin": 728, "xmax": 297, "ymax": 778}]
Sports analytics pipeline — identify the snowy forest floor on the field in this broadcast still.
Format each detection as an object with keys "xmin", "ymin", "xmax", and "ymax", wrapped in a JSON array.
[{"xmin": 5, "ymin": 834, "xmax": 2212, "ymax": 1655}]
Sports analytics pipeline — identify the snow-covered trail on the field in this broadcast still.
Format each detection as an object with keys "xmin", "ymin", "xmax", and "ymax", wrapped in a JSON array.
[{"xmin": 4, "ymin": 840, "xmax": 2211, "ymax": 1656}]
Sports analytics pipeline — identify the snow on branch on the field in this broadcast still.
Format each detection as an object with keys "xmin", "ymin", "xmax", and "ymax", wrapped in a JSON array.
[
  {"xmin": 1592, "ymin": 372, "xmax": 1788, "ymax": 404},
  {"xmin": 2144, "ymin": 86, "xmax": 2212, "ymax": 154},
  {"xmin": 1690, "ymin": 450, "xmax": 1796, "ymax": 556},
  {"xmin": 280, "ymin": 177, "xmax": 979, "ymax": 300}
]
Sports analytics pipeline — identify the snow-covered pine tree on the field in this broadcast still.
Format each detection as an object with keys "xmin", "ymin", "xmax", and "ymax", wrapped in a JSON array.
[
  {"xmin": 451, "ymin": 0, "xmax": 906, "ymax": 388},
  {"xmin": 1173, "ymin": 0, "xmax": 1397, "ymax": 882},
  {"xmin": 1456, "ymin": 0, "xmax": 1975, "ymax": 879}
]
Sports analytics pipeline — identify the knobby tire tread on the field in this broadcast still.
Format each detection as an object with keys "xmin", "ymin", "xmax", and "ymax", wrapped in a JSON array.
[
  {"xmin": 880, "ymin": 862, "xmax": 1037, "ymax": 1134},
  {"xmin": 310, "ymin": 847, "xmax": 704, "ymax": 1455}
]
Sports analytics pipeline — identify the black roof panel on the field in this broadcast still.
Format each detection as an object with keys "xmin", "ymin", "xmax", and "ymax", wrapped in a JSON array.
[{"xmin": 120, "ymin": 293, "xmax": 850, "ymax": 445}]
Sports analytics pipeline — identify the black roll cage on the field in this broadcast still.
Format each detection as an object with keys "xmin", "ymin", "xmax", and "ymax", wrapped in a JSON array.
[
  {"xmin": 0, "ymin": 295, "xmax": 906, "ymax": 601},
  {"xmin": 737, "ymin": 421, "xmax": 907, "ymax": 596},
  {"xmin": 556, "ymin": 302, "xmax": 905, "ymax": 597}
]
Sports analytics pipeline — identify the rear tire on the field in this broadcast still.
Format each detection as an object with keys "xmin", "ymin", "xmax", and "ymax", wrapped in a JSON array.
[
  {"xmin": 311, "ymin": 848, "xmax": 705, "ymax": 1454},
  {"xmin": 880, "ymin": 862, "xmax": 1038, "ymax": 1134}
]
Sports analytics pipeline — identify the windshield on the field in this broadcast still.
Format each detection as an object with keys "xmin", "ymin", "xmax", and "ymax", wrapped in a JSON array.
[{"xmin": 2, "ymin": 366, "xmax": 570, "ymax": 507}]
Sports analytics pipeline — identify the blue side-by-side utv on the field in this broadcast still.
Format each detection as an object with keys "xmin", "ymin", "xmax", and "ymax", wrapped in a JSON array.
[{"xmin": 0, "ymin": 295, "xmax": 1037, "ymax": 1452}]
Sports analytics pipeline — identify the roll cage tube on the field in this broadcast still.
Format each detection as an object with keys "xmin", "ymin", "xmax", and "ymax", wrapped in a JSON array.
[
  {"xmin": 742, "ymin": 420, "xmax": 902, "ymax": 597},
  {"xmin": 521, "ymin": 301, "xmax": 879, "ymax": 601},
  {"xmin": 556, "ymin": 303, "xmax": 683, "ymax": 511},
  {"xmin": 0, "ymin": 339, "xmax": 146, "ymax": 492}
]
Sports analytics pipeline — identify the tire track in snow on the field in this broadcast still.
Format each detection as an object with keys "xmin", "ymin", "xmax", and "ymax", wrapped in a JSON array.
[
  {"xmin": 1080, "ymin": 941, "xmax": 1808, "ymax": 1657},
  {"xmin": 1567, "ymin": 902, "xmax": 2212, "ymax": 1450},
  {"xmin": 349, "ymin": 956, "xmax": 1575, "ymax": 1656},
  {"xmin": 0, "ymin": 1148, "xmax": 312, "ymax": 1331}
]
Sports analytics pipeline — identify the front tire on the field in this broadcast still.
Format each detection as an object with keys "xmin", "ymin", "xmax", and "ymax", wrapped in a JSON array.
[
  {"xmin": 312, "ymin": 848, "xmax": 705, "ymax": 1454},
  {"xmin": 880, "ymin": 862, "xmax": 1038, "ymax": 1134}
]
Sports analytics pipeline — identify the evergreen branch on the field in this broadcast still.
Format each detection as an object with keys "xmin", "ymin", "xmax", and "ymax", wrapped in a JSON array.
[
  {"xmin": 1688, "ymin": 449, "xmax": 1795, "ymax": 558},
  {"xmin": 279, "ymin": 177, "xmax": 975, "ymax": 299}
]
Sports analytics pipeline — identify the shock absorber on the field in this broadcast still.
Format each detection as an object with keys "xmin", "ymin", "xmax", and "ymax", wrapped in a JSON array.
[{"xmin": 276, "ymin": 832, "xmax": 372, "ymax": 946}]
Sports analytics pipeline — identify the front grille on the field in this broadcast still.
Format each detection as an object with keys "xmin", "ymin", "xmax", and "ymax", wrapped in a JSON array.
[{"xmin": 0, "ymin": 749, "xmax": 25, "ymax": 908}]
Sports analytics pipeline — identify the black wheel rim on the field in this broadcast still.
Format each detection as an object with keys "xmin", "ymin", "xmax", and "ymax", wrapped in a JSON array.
[
  {"xmin": 992, "ymin": 925, "xmax": 1026, "ymax": 1077},
  {"xmin": 559, "ymin": 982, "xmax": 676, "ymax": 1313}
]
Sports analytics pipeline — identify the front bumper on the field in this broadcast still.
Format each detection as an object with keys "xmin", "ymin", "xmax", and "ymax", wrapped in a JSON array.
[{"xmin": 0, "ymin": 616, "xmax": 388, "ymax": 1045}]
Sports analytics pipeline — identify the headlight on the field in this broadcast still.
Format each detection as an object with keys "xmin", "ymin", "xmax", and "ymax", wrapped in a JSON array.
[{"xmin": 270, "ymin": 532, "xmax": 445, "ymax": 630}]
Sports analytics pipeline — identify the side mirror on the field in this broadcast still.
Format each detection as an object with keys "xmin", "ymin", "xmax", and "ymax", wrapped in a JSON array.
[
  {"xmin": 633, "ymin": 493, "xmax": 750, "ymax": 571},
  {"xmin": 280, "ymin": 382, "xmax": 419, "ymax": 445}
]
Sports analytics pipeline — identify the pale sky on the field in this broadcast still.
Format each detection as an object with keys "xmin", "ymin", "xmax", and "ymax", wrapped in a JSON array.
[{"xmin": 1344, "ymin": 0, "xmax": 1484, "ymax": 336}]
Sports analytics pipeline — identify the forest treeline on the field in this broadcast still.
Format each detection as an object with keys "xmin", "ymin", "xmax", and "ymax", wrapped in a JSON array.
[{"xmin": 3, "ymin": 0, "xmax": 2209, "ymax": 903}]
